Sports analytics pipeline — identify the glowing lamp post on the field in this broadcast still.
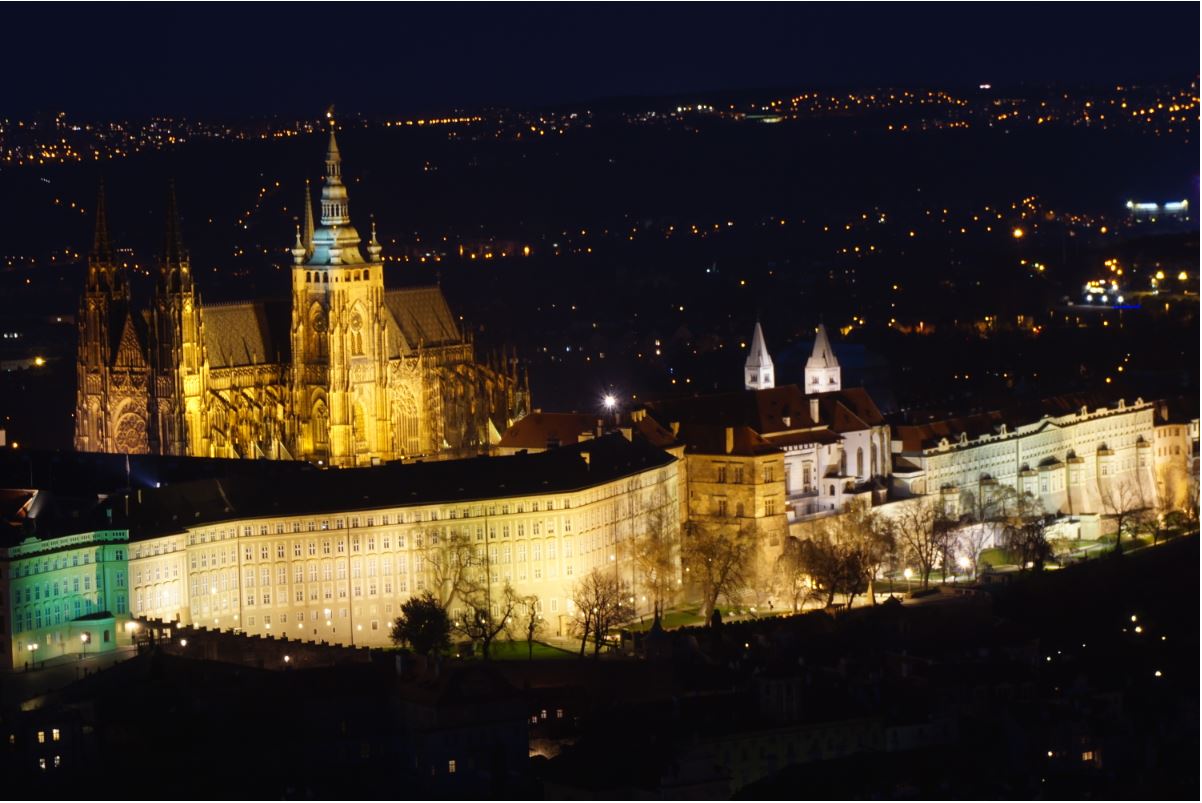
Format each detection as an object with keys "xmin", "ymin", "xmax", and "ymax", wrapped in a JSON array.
[
  {"xmin": 602, "ymin": 393, "xmax": 618, "ymax": 429},
  {"xmin": 903, "ymin": 568, "xmax": 913, "ymax": 595}
]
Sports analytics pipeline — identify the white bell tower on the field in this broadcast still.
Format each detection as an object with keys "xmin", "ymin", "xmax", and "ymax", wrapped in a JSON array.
[{"xmin": 744, "ymin": 321, "xmax": 775, "ymax": 390}]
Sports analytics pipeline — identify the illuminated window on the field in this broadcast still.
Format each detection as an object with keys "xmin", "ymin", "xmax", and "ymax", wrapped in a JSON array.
[
  {"xmin": 447, "ymin": 759, "xmax": 456, "ymax": 774},
  {"xmin": 37, "ymin": 731, "xmax": 45, "ymax": 744},
  {"xmin": 51, "ymin": 728, "xmax": 59, "ymax": 742}
]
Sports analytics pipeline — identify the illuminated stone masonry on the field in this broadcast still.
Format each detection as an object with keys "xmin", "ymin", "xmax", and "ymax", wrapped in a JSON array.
[
  {"xmin": 2, "ymin": 527, "xmax": 134, "ymax": 671},
  {"xmin": 126, "ymin": 433, "xmax": 680, "ymax": 648},
  {"xmin": 75, "ymin": 126, "xmax": 528, "ymax": 467}
]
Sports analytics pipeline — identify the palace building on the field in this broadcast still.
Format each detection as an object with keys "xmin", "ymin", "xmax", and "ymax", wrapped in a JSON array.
[
  {"xmin": 122, "ymin": 432, "xmax": 679, "ymax": 647},
  {"xmin": 74, "ymin": 126, "xmax": 528, "ymax": 466}
]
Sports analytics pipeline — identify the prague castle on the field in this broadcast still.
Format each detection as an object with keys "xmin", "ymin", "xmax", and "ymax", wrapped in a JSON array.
[{"xmin": 74, "ymin": 126, "xmax": 527, "ymax": 466}]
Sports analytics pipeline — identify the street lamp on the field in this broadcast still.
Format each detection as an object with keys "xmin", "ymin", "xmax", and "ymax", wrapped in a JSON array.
[
  {"xmin": 602, "ymin": 393, "xmax": 619, "ymax": 429},
  {"xmin": 903, "ymin": 567, "xmax": 913, "ymax": 595}
]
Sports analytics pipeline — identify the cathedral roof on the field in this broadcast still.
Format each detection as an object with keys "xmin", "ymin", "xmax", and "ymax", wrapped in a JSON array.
[
  {"xmin": 202, "ymin": 300, "xmax": 290, "ymax": 368},
  {"xmin": 384, "ymin": 287, "xmax": 462, "ymax": 351}
]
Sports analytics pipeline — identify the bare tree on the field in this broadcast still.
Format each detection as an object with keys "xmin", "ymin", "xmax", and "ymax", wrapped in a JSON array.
[
  {"xmin": 1098, "ymin": 476, "xmax": 1152, "ymax": 555},
  {"xmin": 632, "ymin": 490, "xmax": 679, "ymax": 618},
  {"xmin": 1002, "ymin": 492, "xmax": 1052, "ymax": 571},
  {"xmin": 775, "ymin": 536, "xmax": 825, "ymax": 612},
  {"xmin": 571, "ymin": 569, "xmax": 626, "ymax": 658},
  {"xmin": 423, "ymin": 528, "xmax": 477, "ymax": 610},
  {"xmin": 453, "ymin": 581, "xmax": 519, "ymax": 660},
  {"xmin": 956, "ymin": 522, "xmax": 993, "ymax": 579},
  {"xmin": 893, "ymin": 496, "xmax": 954, "ymax": 588},
  {"xmin": 837, "ymin": 498, "xmax": 896, "ymax": 605},
  {"xmin": 520, "ymin": 594, "xmax": 543, "ymax": 660},
  {"xmin": 681, "ymin": 519, "xmax": 756, "ymax": 623}
]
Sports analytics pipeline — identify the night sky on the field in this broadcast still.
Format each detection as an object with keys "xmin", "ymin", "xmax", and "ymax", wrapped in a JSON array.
[{"xmin": 6, "ymin": 3, "xmax": 1198, "ymax": 118}]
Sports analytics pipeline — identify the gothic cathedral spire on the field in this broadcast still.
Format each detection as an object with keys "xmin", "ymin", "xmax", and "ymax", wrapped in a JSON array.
[
  {"xmin": 302, "ymin": 178, "xmax": 315, "ymax": 256},
  {"xmin": 161, "ymin": 180, "xmax": 192, "ymax": 294}
]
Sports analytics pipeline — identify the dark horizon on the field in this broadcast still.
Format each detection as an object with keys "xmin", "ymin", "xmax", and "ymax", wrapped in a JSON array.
[{"xmin": 4, "ymin": 3, "xmax": 1198, "ymax": 118}]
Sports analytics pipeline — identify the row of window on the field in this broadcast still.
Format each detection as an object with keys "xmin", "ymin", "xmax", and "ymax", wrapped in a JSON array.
[
  {"xmin": 712, "ymin": 499, "xmax": 779, "ymax": 517},
  {"xmin": 713, "ymin": 464, "xmax": 775, "ymax": 484},
  {"xmin": 11, "ymin": 595, "xmax": 125, "ymax": 633},
  {"xmin": 183, "ymin": 498, "xmax": 589, "ymax": 546},
  {"xmin": 12, "ymin": 574, "xmax": 96, "ymax": 604},
  {"xmin": 9, "ymin": 549, "xmax": 107, "ymax": 578}
]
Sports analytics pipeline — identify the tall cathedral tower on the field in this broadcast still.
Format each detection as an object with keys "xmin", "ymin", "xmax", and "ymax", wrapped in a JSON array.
[
  {"xmin": 804, "ymin": 323, "xmax": 841, "ymax": 393},
  {"xmin": 75, "ymin": 182, "xmax": 144, "ymax": 453},
  {"xmin": 744, "ymin": 321, "xmax": 775, "ymax": 390},
  {"xmin": 290, "ymin": 123, "xmax": 391, "ymax": 466},
  {"xmin": 150, "ymin": 182, "xmax": 208, "ymax": 455}
]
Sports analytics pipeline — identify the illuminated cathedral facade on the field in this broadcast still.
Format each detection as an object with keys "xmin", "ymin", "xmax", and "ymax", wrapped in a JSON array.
[{"xmin": 75, "ymin": 128, "xmax": 528, "ymax": 466}]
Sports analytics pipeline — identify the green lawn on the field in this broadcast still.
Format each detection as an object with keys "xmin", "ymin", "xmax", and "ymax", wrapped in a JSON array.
[
  {"xmin": 979, "ymin": 547, "xmax": 1020, "ymax": 567},
  {"xmin": 626, "ymin": 607, "xmax": 706, "ymax": 632},
  {"xmin": 473, "ymin": 639, "xmax": 576, "ymax": 661}
]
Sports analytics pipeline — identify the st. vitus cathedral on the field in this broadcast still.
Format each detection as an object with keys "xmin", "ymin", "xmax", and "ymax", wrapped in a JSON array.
[{"xmin": 75, "ymin": 126, "xmax": 529, "ymax": 466}]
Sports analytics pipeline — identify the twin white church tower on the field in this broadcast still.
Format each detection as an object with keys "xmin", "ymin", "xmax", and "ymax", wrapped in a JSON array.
[{"xmin": 744, "ymin": 321, "xmax": 841, "ymax": 393}]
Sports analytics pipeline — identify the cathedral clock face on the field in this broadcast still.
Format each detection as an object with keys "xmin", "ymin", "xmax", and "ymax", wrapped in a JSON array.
[
  {"xmin": 312, "ymin": 311, "xmax": 327, "ymax": 333},
  {"xmin": 350, "ymin": 311, "xmax": 363, "ymax": 331}
]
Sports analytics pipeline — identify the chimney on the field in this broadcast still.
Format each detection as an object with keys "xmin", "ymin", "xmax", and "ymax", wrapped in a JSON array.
[
  {"xmin": 725, "ymin": 427, "xmax": 734, "ymax": 454},
  {"xmin": 810, "ymin": 398, "xmax": 820, "ymax": 424}
]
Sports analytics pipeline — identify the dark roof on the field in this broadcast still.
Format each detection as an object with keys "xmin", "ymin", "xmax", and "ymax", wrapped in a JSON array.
[
  {"xmin": 1155, "ymin": 395, "xmax": 1200, "ymax": 425},
  {"xmin": 674, "ymin": 423, "xmax": 779, "ymax": 456},
  {"xmin": 893, "ymin": 392, "xmax": 1158, "ymax": 452},
  {"xmin": 499, "ymin": 412, "xmax": 600, "ymax": 449},
  {"xmin": 821, "ymin": 387, "xmax": 886, "ymax": 431},
  {"xmin": 122, "ymin": 433, "xmax": 674, "ymax": 539},
  {"xmin": 645, "ymin": 386, "xmax": 818, "ymax": 433}
]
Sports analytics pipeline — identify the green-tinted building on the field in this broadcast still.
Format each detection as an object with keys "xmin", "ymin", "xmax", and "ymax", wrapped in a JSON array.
[{"xmin": 3, "ymin": 529, "xmax": 133, "ymax": 671}]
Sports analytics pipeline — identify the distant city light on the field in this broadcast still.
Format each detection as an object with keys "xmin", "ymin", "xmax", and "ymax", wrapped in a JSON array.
[{"xmin": 1011, "ymin": 227, "xmax": 1025, "ymax": 239}]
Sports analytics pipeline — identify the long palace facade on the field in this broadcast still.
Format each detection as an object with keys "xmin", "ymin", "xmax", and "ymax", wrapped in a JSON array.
[{"xmin": 124, "ymin": 434, "xmax": 680, "ymax": 647}]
